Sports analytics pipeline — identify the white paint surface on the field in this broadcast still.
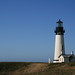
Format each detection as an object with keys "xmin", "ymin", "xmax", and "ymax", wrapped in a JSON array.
[{"xmin": 54, "ymin": 35, "xmax": 65, "ymax": 63}]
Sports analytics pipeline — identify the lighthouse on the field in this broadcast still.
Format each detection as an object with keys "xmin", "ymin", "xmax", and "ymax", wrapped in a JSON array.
[
  {"xmin": 53, "ymin": 20, "xmax": 75, "ymax": 63},
  {"xmin": 53, "ymin": 19, "xmax": 65, "ymax": 63}
]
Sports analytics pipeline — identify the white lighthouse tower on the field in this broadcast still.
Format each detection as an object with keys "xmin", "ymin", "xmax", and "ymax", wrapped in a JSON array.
[{"xmin": 53, "ymin": 19, "xmax": 65, "ymax": 63}]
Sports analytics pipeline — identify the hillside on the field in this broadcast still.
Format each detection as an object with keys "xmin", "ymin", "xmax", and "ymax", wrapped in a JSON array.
[{"xmin": 0, "ymin": 62, "xmax": 75, "ymax": 75}]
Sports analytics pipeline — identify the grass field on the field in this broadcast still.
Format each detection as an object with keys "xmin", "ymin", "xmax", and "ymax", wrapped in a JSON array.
[{"xmin": 0, "ymin": 62, "xmax": 75, "ymax": 75}]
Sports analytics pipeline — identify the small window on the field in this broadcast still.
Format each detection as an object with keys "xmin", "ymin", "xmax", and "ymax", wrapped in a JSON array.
[
  {"xmin": 62, "ymin": 58, "xmax": 63, "ymax": 61},
  {"xmin": 60, "ymin": 58, "xmax": 61, "ymax": 61}
]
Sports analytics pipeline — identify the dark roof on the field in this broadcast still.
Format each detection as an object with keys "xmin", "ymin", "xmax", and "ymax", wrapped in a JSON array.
[
  {"xmin": 58, "ymin": 54, "xmax": 74, "ymax": 58},
  {"xmin": 56, "ymin": 19, "xmax": 63, "ymax": 23}
]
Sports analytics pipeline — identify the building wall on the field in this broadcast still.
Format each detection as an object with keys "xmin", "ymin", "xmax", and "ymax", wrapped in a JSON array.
[
  {"xmin": 64, "ymin": 57, "xmax": 69, "ymax": 63},
  {"xmin": 59, "ymin": 56, "xmax": 64, "ymax": 63},
  {"xmin": 54, "ymin": 35, "xmax": 65, "ymax": 62},
  {"xmin": 70, "ymin": 57, "xmax": 75, "ymax": 62},
  {"xmin": 59, "ymin": 56, "xmax": 69, "ymax": 63},
  {"xmin": 59, "ymin": 56, "xmax": 75, "ymax": 63}
]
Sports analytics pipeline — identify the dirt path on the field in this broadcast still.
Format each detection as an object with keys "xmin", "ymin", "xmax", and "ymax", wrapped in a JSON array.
[
  {"xmin": 12, "ymin": 63, "xmax": 48, "ymax": 75},
  {"xmin": 23, "ymin": 63, "xmax": 48, "ymax": 73}
]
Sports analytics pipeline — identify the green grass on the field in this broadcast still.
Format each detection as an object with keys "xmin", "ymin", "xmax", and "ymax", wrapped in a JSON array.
[
  {"xmin": 28, "ymin": 69, "xmax": 75, "ymax": 75},
  {"xmin": 0, "ymin": 62, "xmax": 30, "ymax": 72},
  {"xmin": 29, "ymin": 62, "xmax": 75, "ymax": 75},
  {"xmin": 0, "ymin": 62, "xmax": 75, "ymax": 75},
  {"xmin": 68, "ymin": 62, "xmax": 75, "ymax": 66}
]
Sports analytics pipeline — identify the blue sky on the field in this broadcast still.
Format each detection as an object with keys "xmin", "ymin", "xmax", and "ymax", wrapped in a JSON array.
[{"xmin": 0, "ymin": 0, "xmax": 75, "ymax": 62}]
